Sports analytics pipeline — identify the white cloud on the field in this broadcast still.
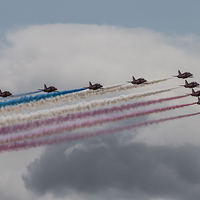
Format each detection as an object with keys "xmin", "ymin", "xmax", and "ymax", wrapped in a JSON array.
[{"xmin": 0, "ymin": 24, "xmax": 200, "ymax": 93}]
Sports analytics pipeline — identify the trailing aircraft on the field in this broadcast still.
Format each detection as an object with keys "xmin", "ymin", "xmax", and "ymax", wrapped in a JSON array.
[
  {"xmin": 88, "ymin": 81, "xmax": 103, "ymax": 90},
  {"xmin": 127, "ymin": 76, "xmax": 147, "ymax": 84},
  {"xmin": 190, "ymin": 89, "xmax": 200, "ymax": 97},
  {"xmin": 174, "ymin": 70, "xmax": 193, "ymax": 79},
  {"xmin": 0, "ymin": 89, "xmax": 12, "ymax": 97},
  {"xmin": 197, "ymin": 97, "xmax": 200, "ymax": 105},
  {"xmin": 181, "ymin": 80, "xmax": 199, "ymax": 88},
  {"xmin": 38, "ymin": 84, "xmax": 58, "ymax": 93}
]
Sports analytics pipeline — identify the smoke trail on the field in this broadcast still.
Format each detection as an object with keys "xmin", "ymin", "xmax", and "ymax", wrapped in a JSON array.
[
  {"xmin": 99, "ymin": 83, "xmax": 127, "ymax": 90},
  {"xmin": 0, "ymin": 112, "xmax": 199, "ymax": 152},
  {"xmin": 9, "ymin": 91, "xmax": 42, "ymax": 98},
  {"xmin": 0, "ymin": 102, "xmax": 195, "ymax": 143},
  {"xmin": 0, "ymin": 77, "xmax": 171, "ymax": 113},
  {"xmin": 0, "ymin": 94, "xmax": 190, "ymax": 134},
  {"xmin": 0, "ymin": 88, "xmax": 87, "ymax": 108},
  {"xmin": 0, "ymin": 87, "xmax": 178, "ymax": 124},
  {"xmin": 82, "ymin": 77, "xmax": 171, "ymax": 97},
  {"xmin": 0, "ymin": 91, "xmax": 43, "ymax": 101}
]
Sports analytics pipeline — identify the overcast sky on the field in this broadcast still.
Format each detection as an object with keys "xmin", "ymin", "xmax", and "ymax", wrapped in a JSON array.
[
  {"xmin": 0, "ymin": 1, "xmax": 200, "ymax": 200},
  {"xmin": 1, "ymin": 0, "xmax": 200, "ymax": 35}
]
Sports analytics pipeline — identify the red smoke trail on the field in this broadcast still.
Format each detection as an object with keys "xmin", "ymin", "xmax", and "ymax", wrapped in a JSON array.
[
  {"xmin": 0, "ymin": 94, "xmax": 189, "ymax": 135},
  {"xmin": 0, "ymin": 112, "xmax": 199, "ymax": 153},
  {"xmin": 0, "ymin": 102, "xmax": 195, "ymax": 144},
  {"xmin": 0, "ymin": 88, "xmax": 182, "ymax": 127}
]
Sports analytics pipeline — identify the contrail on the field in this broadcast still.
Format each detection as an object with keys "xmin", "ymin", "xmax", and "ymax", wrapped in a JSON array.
[
  {"xmin": 0, "ymin": 112, "xmax": 199, "ymax": 153},
  {"xmin": 0, "ymin": 88, "xmax": 87, "ymax": 108},
  {"xmin": 0, "ymin": 102, "xmax": 195, "ymax": 143},
  {"xmin": 0, "ymin": 87, "xmax": 178, "ymax": 125}
]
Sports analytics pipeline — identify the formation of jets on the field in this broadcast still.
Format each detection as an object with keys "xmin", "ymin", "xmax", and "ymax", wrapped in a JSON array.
[
  {"xmin": 175, "ymin": 70, "xmax": 200, "ymax": 103},
  {"xmin": 1, "ymin": 70, "xmax": 200, "ymax": 105}
]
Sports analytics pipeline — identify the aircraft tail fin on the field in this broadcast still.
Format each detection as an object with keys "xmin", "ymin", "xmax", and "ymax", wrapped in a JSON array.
[
  {"xmin": 0, "ymin": 89, "xmax": 2, "ymax": 94},
  {"xmin": 192, "ymin": 89, "xmax": 195, "ymax": 95},
  {"xmin": 178, "ymin": 70, "xmax": 181, "ymax": 75},
  {"xmin": 185, "ymin": 80, "xmax": 188, "ymax": 86},
  {"xmin": 198, "ymin": 97, "xmax": 200, "ymax": 104},
  {"xmin": 44, "ymin": 84, "xmax": 47, "ymax": 89},
  {"xmin": 89, "ymin": 81, "xmax": 92, "ymax": 87},
  {"xmin": 132, "ymin": 76, "xmax": 136, "ymax": 81}
]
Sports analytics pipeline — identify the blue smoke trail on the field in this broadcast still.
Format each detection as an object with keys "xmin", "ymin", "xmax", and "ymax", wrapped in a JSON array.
[
  {"xmin": 0, "ymin": 88, "xmax": 87, "ymax": 108},
  {"xmin": 3, "ymin": 91, "xmax": 43, "ymax": 100}
]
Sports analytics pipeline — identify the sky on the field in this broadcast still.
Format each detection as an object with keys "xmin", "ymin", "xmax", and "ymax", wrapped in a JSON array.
[
  {"xmin": 0, "ymin": 1, "xmax": 200, "ymax": 200},
  {"xmin": 1, "ymin": 0, "xmax": 200, "ymax": 34}
]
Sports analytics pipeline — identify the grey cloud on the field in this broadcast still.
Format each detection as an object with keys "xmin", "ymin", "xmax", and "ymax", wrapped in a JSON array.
[{"xmin": 22, "ymin": 131, "xmax": 200, "ymax": 200}]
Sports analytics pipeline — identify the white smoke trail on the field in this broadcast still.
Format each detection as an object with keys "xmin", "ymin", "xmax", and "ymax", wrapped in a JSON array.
[
  {"xmin": 0, "ymin": 77, "xmax": 171, "ymax": 115},
  {"xmin": 0, "ymin": 87, "xmax": 177, "ymax": 126},
  {"xmin": 87, "ymin": 77, "xmax": 171, "ymax": 96}
]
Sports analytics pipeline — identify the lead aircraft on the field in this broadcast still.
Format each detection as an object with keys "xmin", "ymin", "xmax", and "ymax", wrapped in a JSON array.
[{"xmin": 175, "ymin": 70, "xmax": 193, "ymax": 79}]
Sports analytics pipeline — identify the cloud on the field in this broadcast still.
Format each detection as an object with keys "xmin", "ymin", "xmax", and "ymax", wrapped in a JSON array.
[
  {"xmin": 22, "ymin": 133, "xmax": 200, "ymax": 200},
  {"xmin": 0, "ymin": 23, "xmax": 200, "ymax": 200},
  {"xmin": 0, "ymin": 23, "xmax": 200, "ymax": 94}
]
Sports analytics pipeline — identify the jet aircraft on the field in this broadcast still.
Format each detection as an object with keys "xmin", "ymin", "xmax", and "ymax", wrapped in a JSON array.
[
  {"xmin": 127, "ymin": 76, "xmax": 147, "ymax": 84},
  {"xmin": 190, "ymin": 89, "xmax": 200, "ymax": 97},
  {"xmin": 38, "ymin": 84, "xmax": 58, "ymax": 93},
  {"xmin": 181, "ymin": 80, "xmax": 199, "ymax": 88},
  {"xmin": 174, "ymin": 70, "xmax": 193, "ymax": 79},
  {"xmin": 0, "ymin": 89, "xmax": 12, "ymax": 97},
  {"xmin": 88, "ymin": 81, "xmax": 103, "ymax": 90},
  {"xmin": 197, "ymin": 97, "xmax": 200, "ymax": 105}
]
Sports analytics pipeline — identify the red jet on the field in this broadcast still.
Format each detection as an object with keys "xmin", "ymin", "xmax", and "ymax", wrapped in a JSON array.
[
  {"xmin": 38, "ymin": 84, "xmax": 58, "ymax": 93},
  {"xmin": 181, "ymin": 80, "xmax": 199, "ymax": 88},
  {"xmin": 197, "ymin": 97, "xmax": 200, "ymax": 105},
  {"xmin": 0, "ymin": 89, "xmax": 12, "ymax": 97},
  {"xmin": 190, "ymin": 89, "xmax": 200, "ymax": 96},
  {"xmin": 127, "ymin": 76, "xmax": 147, "ymax": 84},
  {"xmin": 174, "ymin": 70, "xmax": 193, "ymax": 79},
  {"xmin": 88, "ymin": 81, "xmax": 103, "ymax": 90}
]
